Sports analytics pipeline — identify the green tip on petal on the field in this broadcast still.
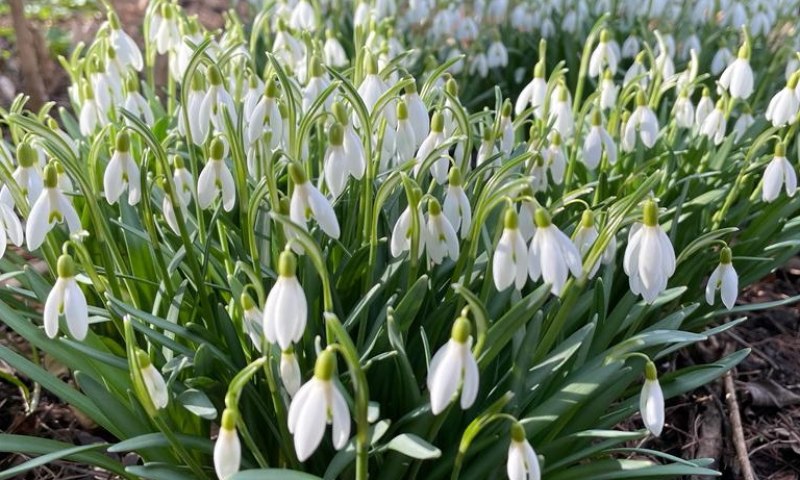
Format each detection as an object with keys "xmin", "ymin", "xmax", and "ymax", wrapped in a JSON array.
[
  {"xmin": 56, "ymin": 254, "xmax": 77, "ymax": 278},
  {"xmin": 451, "ymin": 316, "xmax": 471, "ymax": 343},
  {"xmin": 720, "ymin": 246, "xmax": 733, "ymax": 264},
  {"xmin": 329, "ymin": 123, "xmax": 344, "ymax": 146},
  {"xmin": 581, "ymin": 210, "xmax": 594, "ymax": 228},
  {"xmin": 43, "ymin": 163, "xmax": 59, "ymax": 188},
  {"xmin": 448, "ymin": 166, "xmax": 462, "ymax": 186},
  {"xmin": 510, "ymin": 422, "xmax": 526, "ymax": 442},
  {"xmin": 600, "ymin": 29, "xmax": 611, "ymax": 43},
  {"xmin": 775, "ymin": 142, "xmax": 786, "ymax": 157},
  {"xmin": 135, "ymin": 349, "xmax": 153, "ymax": 369},
  {"xmin": 702, "ymin": 86, "xmax": 710, "ymax": 97},
  {"xmin": 643, "ymin": 199, "xmax": 658, "ymax": 227},
  {"xmin": 332, "ymin": 102, "xmax": 347, "ymax": 124},
  {"xmin": 221, "ymin": 408, "xmax": 238, "ymax": 431},
  {"xmin": 645, "ymin": 361, "xmax": 657, "ymax": 381},
  {"xmin": 502, "ymin": 99, "xmax": 512, "ymax": 117},
  {"xmin": 210, "ymin": 138, "xmax": 225, "ymax": 160},
  {"xmin": 534, "ymin": 208, "xmax": 551, "ymax": 228},
  {"xmin": 278, "ymin": 250, "xmax": 297, "ymax": 277},
  {"xmin": 240, "ymin": 292, "xmax": 255, "ymax": 310},
  {"xmin": 431, "ymin": 111, "xmax": 444, "ymax": 133},
  {"xmin": 635, "ymin": 90, "xmax": 647, "ymax": 106},
  {"xmin": 265, "ymin": 77, "xmax": 279, "ymax": 97},
  {"xmin": 314, "ymin": 349, "xmax": 336, "ymax": 381},
  {"xmin": 428, "ymin": 198, "xmax": 442, "ymax": 215},
  {"xmin": 116, "ymin": 131, "xmax": 131, "ymax": 152},
  {"xmin": 17, "ymin": 142, "xmax": 37, "ymax": 168},
  {"xmin": 173, "ymin": 155, "xmax": 185, "ymax": 169},
  {"xmin": 591, "ymin": 110, "xmax": 602, "ymax": 126},
  {"xmin": 288, "ymin": 162, "xmax": 307, "ymax": 184}
]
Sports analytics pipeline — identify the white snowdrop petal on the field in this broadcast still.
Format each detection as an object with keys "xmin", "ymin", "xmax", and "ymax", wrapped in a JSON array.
[
  {"xmin": 64, "ymin": 279, "xmax": 88, "ymax": 340},
  {"xmin": 331, "ymin": 387, "xmax": 351, "ymax": 450},
  {"xmin": 293, "ymin": 382, "xmax": 327, "ymax": 461},
  {"xmin": 721, "ymin": 265, "xmax": 739, "ymax": 310}
]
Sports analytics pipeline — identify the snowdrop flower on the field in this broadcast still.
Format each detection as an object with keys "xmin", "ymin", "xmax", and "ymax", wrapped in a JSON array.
[
  {"xmin": 415, "ymin": 112, "xmax": 449, "ymax": 184},
  {"xmin": 401, "ymin": 79, "xmax": 429, "ymax": 148},
  {"xmin": 529, "ymin": 209, "xmax": 582, "ymax": 296},
  {"xmin": 469, "ymin": 53, "xmax": 489, "ymax": 79},
  {"xmin": 733, "ymin": 109, "xmax": 755, "ymax": 141},
  {"xmin": 623, "ymin": 91, "xmax": 659, "ymax": 152},
  {"xmin": 151, "ymin": 3, "xmax": 180, "ymax": 55},
  {"xmin": 543, "ymin": 133, "xmax": 566, "ymax": 185},
  {"xmin": 719, "ymin": 42, "xmax": 754, "ymax": 99},
  {"xmin": 706, "ymin": 247, "xmax": 738, "ymax": 310},
  {"xmin": 676, "ymin": 49, "xmax": 699, "ymax": 93},
  {"xmin": 583, "ymin": 110, "xmax": 616, "ymax": 169},
  {"xmin": 289, "ymin": 163, "xmax": 341, "ymax": 239},
  {"xmin": 695, "ymin": 88, "xmax": 714, "ymax": 127},
  {"xmin": 499, "ymin": 101, "xmax": 514, "ymax": 154},
  {"xmin": 493, "ymin": 208, "xmax": 529, "ymax": 291},
  {"xmin": 180, "ymin": 73, "xmax": 208, "ymax": 145},
  {"xmin": 673, "ymin": 91, "xmax": 695, "ymax": 129},
  {"xmin": 515, "ymin": 61, "xmax": 546, "ymax": 117},
  {"xmin": 427, "ymin": 314, "xmax": 479, "ymax": 415},
  {"xmin": 197, "ymin": 138, "xmax": 235, "ymax": 212},
  {"xmin": 107, "ymin": 14, "xmax": 143, "ymax": 72},
  {"xmin": 247, "ymin": 78, "xmax": 283, "ymax": 149},
  {"xmin": 762, "ymin": 143, "xmax": 797, "ymax": 203},
  {"xmin": 476, "ymin": 129, "xmax": 499, "ymax": 171},
  {"xmin": 79, "ymin": 83, "xmax": 103, "ymax": 136},
  {"xmin": 640, "ymin": 361, "xmax": 664, "ymax": 436},
  {"xmin": 162, "ymin": 157, "xmax": 195, "ymax": 235},
  {"xmin": 529, "ymin": 153, "xmax": 549, "ymax": 193},
  {"xmin": 549, "ymin": 85, "xmax": 574, "ymax": 138},
  {"xmin": 711, "ymin": 47, "xmax": 733, "ymax": 76},
  {"xmin": 289, "ymin": 0, "xmax": 317, "ymax": 30},
  {"xmin": 391, "ymin": 101, "xmax": 417, "ymax": 169},
  {"xmin": 765, "ymin": 73, "xmax": 799, "ymax": 127},
  {"xmin": 623, "ymin": 199, "xmax": 676, "ymax": 304},
  {"xmin": 487, "ymin": 40, "xmax": 509, "ymax": 69},
  {"xmin": 240, "ymin": 293, "xmax": 263, "ymax": 351},
  {"xmin": 123, "ymin": 77, "xmax": 154, "ymax": 126},
  {"xmin": 357, "ymin": 53, "xmax": 394, "ymax": 127},
  {"xmin": 199, "ymin": 66, "xmax": 237, "ymax": 135},
  {"xmin": 135, "ymin": 349, "xmax": 168, "ymax": 410},
  {"xmin": 507, "ymin": 422, "xmax": 541, "ymax": 480},
  {"xmin": 303, "ymin": 58, "xmax": 333, "ymax": 113},
  {"xmin": 44, "ymin": 254, "xmax": 88, "ymax": 340},
  {"xmin": 104, "ymin": 132, "xmax": 141, "ymax": 205},
  {"xmin": 242, "ymin": 73, "xmax": 263, "ymax": 121},
  {"xmin": 589, "ymin": 30, "xmax": 618, "ymax": 77},
  {"xmin": 281, "ymin": 348, "xmax": 302, "ymax": 396},
  {"xmin": 599, "ymin": 70, "xmax": 618, "ymax": 110},
  {"xmin": 654, "ymin": 32, "xmax": 675, "ymax": 80},
  {"xmin": 623, "ymin": 52, "xmax": 648, "ymax": 88},
  {"xmin": 517, "ymin": 194, "xmax": 537, "ymax": 242},
  {"xmin": 288, "ymin": 349, "xmax": 351, "ymax": 461},
  {"xmin": 324, "ymin": 30, "xmax": 348, "ymax": 67},
  {"xmin": 26, "ymin": 163, "xmax": 81, "ymax": 251},
  {"xmin": 263, "ymin": 250, "xmax": 307, "ymax": 350},
  {"xmin": 443, "ymin": 167, "xmax": 471, "ymax": 239},
  {"xmin": 699, "ymin": 99, "xmax": 728, "ymax": 145},
  {"xmin": 425, "ymin": 199, "xmax": 459, "ymax": 265},
  {"xmin": 214, "ymin": 409, "xmax": 241, "ymax": 480},
  {"xmin": 0, "ymin": 202, "xmax": 22, "ymax": 260},
  {"xmin": 0, "ymin": 142, "xmax": 42, "ymax": 209},
  {"xmin": 573, "ymin": 210, "xmax": 616, "ymax": 278},
  {"xmin": 621, "ymin": 35, "xmax": 640, "ymax": 58}
]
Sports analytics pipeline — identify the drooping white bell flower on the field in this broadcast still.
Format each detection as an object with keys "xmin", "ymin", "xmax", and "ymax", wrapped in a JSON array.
[
  {"xmin": 108, "ymin": 13, "xmax": 143, "ymax": 71},
  {"xmin": 302, "ymin": 58, "xmax": 333, "ymax": 113},
  {"xmin": 151, "ymin": 3, "xmax": 180, "ymax": 55},
  {"xmin": 415, "ymin": 111, "xmax": 450, "ymax": 184},
  {"xmin": 469, "ymin": 53, "xmax": 489, "ymax": 79},
  {"xmin": 719, "ymin": 44, "xmax": 754, "ymax": 100},
  {"xmin": 0, "ymin": 202, "xmax": 22, "ymax": 261},
  {"xmin": 324, "ymin": 123, "xmax": 363, "ymax": 198},
  {"xmin": 356, "ymin": 53, "xmax": 395, "ymax": 128},
  {"xmin": 199, "ymin": 66, "xmax": 237, "ymax": 135},
  {"xmin": 476, "ymin": 129, "xmax": 499, "ymax": 173},
  {"xmin": 172, "ymin": 20, "xmax": 206, "ymax": 82},
  {"xmin": 443, "ymin": 167, "xmax": 472, "ymax": 239},
  {"xmin": 179, "ymin": 73, "xmax": 208, "ymax": 145},
  {"xmin": 214, "ymin": 408, "xmax": 241, "ymax": 480},
  {"xmin": 289, "ymin": 0, "xmax": 317, "ymax": 30},
  {"xmin": 197, "ymin": 138, "xmax": 235, "ymax": 212},
  {"xmin": 401, "ymin": 79, "xmax": 429, "ymax": 148},
  {"xmin": 123, "ymin": 77, "xmax": 155, "ymax": 126},
  {"xmin": 548, "ymin": 84, "xmax": 574, "ymax": 139},
  {"xmin": 699, "ymin": 98, "xmax": 728, "ymax": 145},
  {"xmin": 765, "ymin": 73, "xmax": 799, "ymax": 127},
  {"xmin": 162, "ymin": 157, "xmax": 195, "ymax": 234},
  {"xmin": 517, "ymin": 193, "xmax": 537, "ymax": 242},
  {"xmin": 543, "ymin": 133, "xmax": 566, "ymax": 185},
  {"xmin": 104, "ymin": 132, "xmax": 141, "ymax": 205},
  {"xmin": 529, "ymin": 154, "xmax": 549, "ymax": 193},
  {"xmin": 323, "ymin": 30, "xmax": 348, "ymax": 68},
  {"xmin": 653, "ymin": 31, "xmax": 675, "ymax": 80},
  {"xmin": 288, "ymin": 349, "xmax": 351, "ymax": 461},
  {"xmin": 288, "ymin": 163, "xmax": 341, "ymax": 239},
  {"xmin": 515, "ymin": 61, "xmax": 547, "ymax": 117},
  {"xmin": 391, "ymin": 100, "xmax": 417, "ymax": 170},
  {"xmin": 732, "ymin": 110, "xmax": 755, "ymax": 141},
  {"xmin": 621, "ymin": 35, "xmax": 640, "ymax": 58},
  {"xmin": 43, "ymin": 254, "xmax": 88, "ymax": 340},
  {"xmin": 583, "ymin": 110, "xmax": 616, "ymax": 169},
  {"xmin": 0, "ymin": 142, "xmax": 42, "ymax": 209},
  {"xmin": 330, "ymin": 103, "xmax": 366, "ymax": 181},
  {"xmin": 132, "ymin": 350, "xmax": 168, "ymax": 412},
  {"xmin": 623, "ymin": 199, "xmax": 676, "ymax": 304},
  {"xmin": 507, "ymin": 422, "xmax": 541, "ymax": 480},
  {"xmin": 425, "ymin": 198, "xmax": 459, "ymax": 265},
  {"xmin": 281, "ymin": 348, "xmax": 302, "ymax": 396},
  {"xmin": 640, "ymin": 361, "xmax": 664, "ymax": 437},
  {"xmin": 573, "ymin": 210, "xmax": 616, "ymax": 279},
  {"xmin": 427, "ymin": 315, "xmax": 479, "ymax": 415},
  {"xmin": 79, "ymin": 83, "xmax": 104, "ymax": 137},
  {"xmin": 528, "ymin": 209, "xmax": 583, "ymax": 296},
  {"xmin": 711, "ymin": 47, "xmax": 734, "ymax": 76},
  {"xmin": 675, "ymin": 49, "xmax": 699, "ymax": 93},
  {"xmin": 247, "ymin": 78, "xmax": 283, "ymax": 149},
  {"xmin": 589, "ymin": 29, "xmax": 618, "ymax": 77},
  {"xmin": 391, "ymin": 200, "xmax": 426, "ymax": 258},
  {"xmin": 487, "ymin": 40, "xmax": 509, "ymax": 69},
  {"xmin": 239, "ymin": 292, "xmax": 263, "ymax": 352},
  {"xmin": 493, "ymin": 208, "xmax": 529, "ymax": 291},
  {"xmin": 499, "ymin": 101, "xmax": 514, "ymax": 154},
  {"xmin": 242, "ymin": 73, "xmax": 263, "ymax": 122},
  {"xmin": 599, "ymin": 70, "xmax": 618, "ymax": 110},
  {"xmin": 673, "ymin": 92, "xmax": 695, "ymax": 129},
  {"xmin": 762, "ymin": 143, "xmax": 797, "ymax": 203},
  {"xmin": 623, "ymin": 52, "xmax": 648, "ymax": 88},
  {"xmin": 695, "ymin": 88, "xmax": 714, "ymax": 127},
  {"xmin": 706, "ymin": 247, "xmax": 738, "ymax": 310},
  {"xmin": 263, "ymin": 250, "xmax": 307, "ymax": 350},
  {"xmin": 26, "ymin": 163, "xmax": 81, "ymax": 251},
  {"xmin": 622, "ymin": 91, "xmax": 660, "ymax": 152}
]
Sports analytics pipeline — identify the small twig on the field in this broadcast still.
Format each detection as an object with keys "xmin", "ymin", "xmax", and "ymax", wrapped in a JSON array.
[{"xmin": 724, "ymin": 370, "xmax": 757, "ymax": 480}]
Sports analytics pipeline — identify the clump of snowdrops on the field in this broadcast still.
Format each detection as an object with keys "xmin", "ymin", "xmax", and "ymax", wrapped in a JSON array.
[{"xmin": 1, "ymin": 0, "xmax": 800, "ymax": 478}]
